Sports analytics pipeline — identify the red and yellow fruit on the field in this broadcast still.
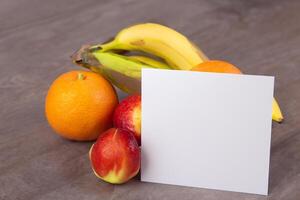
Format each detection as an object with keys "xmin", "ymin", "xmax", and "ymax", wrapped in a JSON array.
[
  {"xmin": 113, "ymin": 95, "xmax": 141, "ymax": 145},
  {"xmin": 89, "ymin": 128, "xmax": 140, "ymax": 184}
]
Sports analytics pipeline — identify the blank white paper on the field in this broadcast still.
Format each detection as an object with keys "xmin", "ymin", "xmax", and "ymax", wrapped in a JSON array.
[{"xmin": 141, "ymin": 69, "xmax": 274, "ymax": 195}]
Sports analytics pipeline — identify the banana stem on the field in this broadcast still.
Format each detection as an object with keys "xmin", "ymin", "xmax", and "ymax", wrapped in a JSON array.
[{"xmin": 91, "ymin": 40, "xmax": 120, "ymax": 52}]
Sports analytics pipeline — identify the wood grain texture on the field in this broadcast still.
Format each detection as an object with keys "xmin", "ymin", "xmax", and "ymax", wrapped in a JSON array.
[{"xmin": 0, "ymin": 0, "xmax": 299, "ymax": 199}]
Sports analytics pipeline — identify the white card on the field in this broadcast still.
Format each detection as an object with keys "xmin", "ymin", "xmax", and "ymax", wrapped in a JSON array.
[{"xmin": 141, "ymin": 69, "xmax": 274, "ymax": 195}]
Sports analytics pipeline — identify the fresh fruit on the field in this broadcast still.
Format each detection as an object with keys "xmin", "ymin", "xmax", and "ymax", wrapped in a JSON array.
[
  {"xmin": 192, "ymin": 60, "xmax": 284, "ymax": 122},
  {"xmin": 113, "ymin": 95, "xmax": 141, "ymax": 145},
  {"xmin": 95, "ymin": 23, "xmax": 208, "ymax": 70},
  {"xmin": 71, "ymin": 23, "xmax": 208, "ymax": 92},
  {"xmin": 45, "ymin": 70, "xmax": 118, "ymax": 141},
  {"xmin": 128, "ymin": 55, "xmax": 171, "ymax": 69},
  {"xmin": 92, "ymin": 52, "xmax": 153, "ymax": 79},
  {"xmin": 72, "ymin": 24, "xmax": 283, "ymax": 123},
  {"xmin": 272, "ymin": 99, "xmax": 283, "ymax": 122},
  {"xmin": 192, "ymin": 60, "xmax": 241, "ymax": 74},
  {"xmin": 72, "ymin": 47, "xmax": 167, "ymax": 93},
  {"xmin": 92, "ymin": 52, "xmax": 157, "ymax": 93},
  {"xmin": 89, "ymin": 128, "xmax": 140, "ymax": 184}
]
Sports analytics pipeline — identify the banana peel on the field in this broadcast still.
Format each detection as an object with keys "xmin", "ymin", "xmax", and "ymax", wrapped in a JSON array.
[
  {"xmin": 72, "ymin": 45, "xmax": 156, "ymax": 93},
  {"xmin": 272, "ymin": 98, "xmax": 284, "ymax": 122},
  {"xmin": 96, "ymin": 23, "xmax": 207, "ymax": 70},
  {"xmin": 128, "ymin": 55, "xmax": 171, "ymax": 69}
]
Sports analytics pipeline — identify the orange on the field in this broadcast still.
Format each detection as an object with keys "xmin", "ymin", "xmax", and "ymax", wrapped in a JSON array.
[
  {"xmin": 45, "ymin": 70, "xmax": 118, "ymax": 141},
  {"xmin": 192, "ymin": 60, "xmax": 242, "ymax": 74}
]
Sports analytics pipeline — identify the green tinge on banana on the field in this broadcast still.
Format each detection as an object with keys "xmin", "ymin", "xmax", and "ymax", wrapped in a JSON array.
[
  {"xmin": 128, "ymin": 55, "xmax": 171, "ymax": 69},
  {"xmin": 92, "ymin": 52, "xmax": 175, "ymax": 93},
  {"xmin": 72, "ymin": 45, "xmax": 172, "ymax": 93},
  {"xmin": 72, "ymin": 46, "xmax": 140, "ymax": 93},
  {"xmin": 94, "ymin": 65, "xmax": 134, "ymax": 93},
  {"xmin": 92, "ymin": 52, "xmax": 153, "ymax": 79}
]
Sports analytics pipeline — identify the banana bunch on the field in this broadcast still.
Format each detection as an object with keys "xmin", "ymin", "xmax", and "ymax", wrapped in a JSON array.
[
  {"xmin": 72, "ymin": 45, "xmax": 173, "ymax": 93},
  {"xmin": 72, "ymin": 23, "xmax": 283, "ymax": 122}
]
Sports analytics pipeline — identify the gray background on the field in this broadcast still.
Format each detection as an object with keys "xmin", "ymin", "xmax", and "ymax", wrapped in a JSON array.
[{"xmin": 0, "ymin": 0, "xmax": 299, "ymax": 199}]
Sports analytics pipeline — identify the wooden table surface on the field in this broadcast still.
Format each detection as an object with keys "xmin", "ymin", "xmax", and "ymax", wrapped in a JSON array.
[{"xmin": 1, "ymin": 0, "xmax": 300, "ymax": 199}]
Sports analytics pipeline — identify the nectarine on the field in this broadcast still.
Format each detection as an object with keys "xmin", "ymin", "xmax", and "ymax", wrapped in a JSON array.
[
  {"xmin": 113, "ymin": 95, "xmax": 141, "ymax": 145},
  {"xmin": 89, "ymin": 128, "xmax": 140, "ymax": 184}
]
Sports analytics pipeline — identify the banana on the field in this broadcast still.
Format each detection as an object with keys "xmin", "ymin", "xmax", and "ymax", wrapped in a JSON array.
[
  {"xmin": 96, "ymin": 23, "xmax": 207, "ymax": 70},
  {"xmin": 272, "ymin": 98, "xmax": 284, "ymax": 122},
  {"xmin": 91, "ymin": 52, "xmax": 159, "ymax": 93},
  {"xmin": 92, "ymin": 52, "xmax": 154, "ymax": 79},
  {"xmin": 72, "ymin": 46, "xmax": 172, "ymax": 93},
  {"xmin": 128, "ymin": 55, "xmax": 171, "ymax": 69}
]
